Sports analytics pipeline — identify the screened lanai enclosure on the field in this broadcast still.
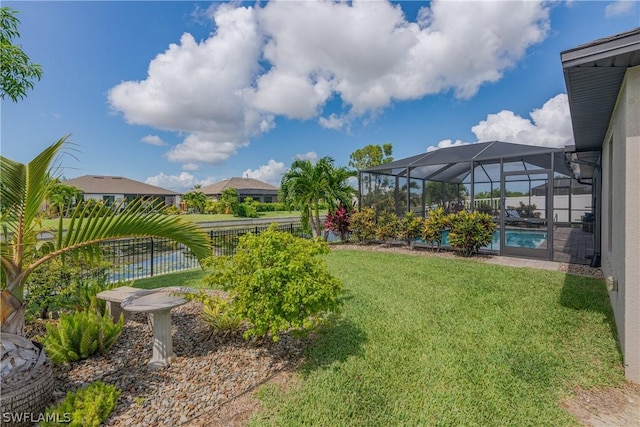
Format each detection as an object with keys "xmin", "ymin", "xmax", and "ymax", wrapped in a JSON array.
[{"xmin": 358, "ymin": 141, "xmax": 594, "ymax": 263}]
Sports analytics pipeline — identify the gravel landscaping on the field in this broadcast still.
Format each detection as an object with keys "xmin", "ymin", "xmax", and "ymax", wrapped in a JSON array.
[{"xmin": 47, "ymin": 294, "xmax": 306, "ymax": 427}]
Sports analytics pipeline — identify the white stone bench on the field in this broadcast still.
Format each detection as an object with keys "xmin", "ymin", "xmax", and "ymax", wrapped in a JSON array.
[{"xmin": 96, "ymin": 286, "xmax": 140, "ymax": 323}]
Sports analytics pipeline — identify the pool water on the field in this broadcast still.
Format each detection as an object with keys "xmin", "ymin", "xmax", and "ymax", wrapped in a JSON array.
[{"xmin": 440, "ymin": 229, "xmax": 547, "ymax": 251}]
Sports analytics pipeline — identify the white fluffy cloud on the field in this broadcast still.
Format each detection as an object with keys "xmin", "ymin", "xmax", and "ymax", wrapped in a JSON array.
[
  {"xmin": 141, "ymin": 135, "xmax": 167, "ymax": 146},
  {"xmin": 110, "ymin": 0, "xmax": 551, "ymax": 169},
  {"xmin": 318, "ymin": 114, "xmax": 347, "ymax": 131},
  {"xmin": 471, "ymin": 94, "xmax": 573, "ymax": 147},
  {"xmin": 605, "ymin": 0, "xmax": 637, "ymax": 17},
  {"xmin": 145, "ymin": 172, "xmax": 203, "ymax": 192},
  {"xmin": 428, "ymin": 139, "xmax": 469, "ymax": 152},
  {"xmin": 429, "ymin": 93, "xmax": 573, "ymax": 152},
  {"xmin": 294, "ymin": 151, "xmax": 319, "ymax": 163},
  {"xmin": 109, "ymin": 4, "xmax": 272, "ymax": 168},
  {"xmin": 242, "ymin": 159, "xmax": 287, "ymax": 186}
]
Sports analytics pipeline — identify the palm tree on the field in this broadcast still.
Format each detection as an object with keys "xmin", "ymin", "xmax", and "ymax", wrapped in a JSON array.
[
  {"xmin": 280, "ymin": 157, "xmax": 356, "ymax": 238},
  {"xmin": 0, "ymin": 136, "xmax": 211, "ymax": 336}
]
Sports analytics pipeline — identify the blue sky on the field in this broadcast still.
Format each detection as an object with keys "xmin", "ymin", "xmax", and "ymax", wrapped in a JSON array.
[{"xmin": 1, "ymin": 1, "xmax": 638, "ymax": 192}]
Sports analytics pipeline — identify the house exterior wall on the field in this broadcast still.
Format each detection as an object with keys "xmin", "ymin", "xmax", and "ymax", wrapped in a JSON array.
[
  {"xmin": 601, "ymin": 65, "xmax": 640, "ymax": 382},
  {"xmin": 82, "ymin": 193, "xmax": 178, "ymax": 207}
]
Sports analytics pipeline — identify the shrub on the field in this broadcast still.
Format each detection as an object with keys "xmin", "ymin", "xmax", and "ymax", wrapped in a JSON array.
[
  {"xmin": 163, "ymin": 205, "xmax": 182, "ymax": 215},
  {"xmin": 204, "ymin": 199, "xmax": 220, "ymax": 214},
  {"xmin": 374, "ymin": 211, "xmax": 399, "ymax": 243},
  {"xmin": 422, "ymin": 207, "xmax": 448, "ymax": 251},
  {"xmin": 399, "ymin": 211, "xmax": 423, "ymax": 247},
  {"xmin": 188, "ymin": 293, "xmax": 245, "ymax": 336},
  {"xmin": 203, "ymin": 224, "xmax": 342, "ymax": 341},
  {"xmin": 42, "ymin": 381, "xmax": 121, "ymax": 427},
  {"xmin": 235, "ymin": 197, "xmax": 259, "ymax": 218},
  {"xmin": 350, "ymin": 208, "xmax": 376, "ymax": 243},
  {"xmin": 44, "ymin": 310, "xmax": 124, "ymax": 363},
  {"xmin": 448, "ymin": 211, "xmax": 496, "ymax": 257},
  {"xmin": 25, "ymin": 258, "xmax": 111, "ymax": 321},
  {"xmin": 325, "ymin": 205, "xmax": 351, "ymax": 242}
]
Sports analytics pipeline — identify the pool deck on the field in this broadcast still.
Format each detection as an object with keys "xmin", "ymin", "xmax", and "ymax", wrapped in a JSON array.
[
  {"xmin": 552, "ymin": 226, "xmax": 594, "ymax": 265},
  {"xmin": 486, "ymin": 226, "xmax": 596, "ymax": 272}
]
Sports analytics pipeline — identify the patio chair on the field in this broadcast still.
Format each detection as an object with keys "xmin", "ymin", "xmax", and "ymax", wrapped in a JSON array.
[{"xmin": 504, "ymin": 209, "xmax": 546, "ymax": 228}]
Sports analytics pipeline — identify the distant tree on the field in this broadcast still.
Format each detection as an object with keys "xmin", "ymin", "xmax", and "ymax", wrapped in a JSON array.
[
  {"xmin": 1, "ymin": 7, "xmax": 43, "ymax": 102},
  {"xmin": 46, "ymin": 180, "xmax": 83, "ymax": 217},
  {"xmin": 182, "ymin": 189, "xmax": 207, "ymax": 213},
  {"xmin": 218, "ymin": 188, "xmax": 239, "ymax": 215},
  {"xmin": 348, "ymin": 143, "xmax": 393, "ymax": 170},
  {"xmin": 425, "ymin": 181, "xmax": 467, "ymax": 211}
]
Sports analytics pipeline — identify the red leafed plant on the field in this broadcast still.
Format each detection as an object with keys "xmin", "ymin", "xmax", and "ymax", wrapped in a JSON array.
[{"xmin": 325, "ymin": 205, "xmax": 351, "ymax": 242}]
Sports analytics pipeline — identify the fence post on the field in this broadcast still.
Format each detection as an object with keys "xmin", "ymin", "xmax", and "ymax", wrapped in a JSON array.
[{"xmin": 150, "ymin": 237, "xmax": 154, "ymax": 277}]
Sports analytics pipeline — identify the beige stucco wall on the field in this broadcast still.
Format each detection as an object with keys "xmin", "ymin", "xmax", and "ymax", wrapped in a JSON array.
[{"xmin": 601, "ymin": 65, "xmax": 640, "ymax": 383}]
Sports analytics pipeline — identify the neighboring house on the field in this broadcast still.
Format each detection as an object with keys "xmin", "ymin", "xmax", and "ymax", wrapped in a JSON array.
[
  {"xmin": 64, "ymin": 175, "xmax": 180, "ymax": 208},
  {"xmin": 562, "ymin": 27, "xmax": 640, "ymax": 382},
  {"xmin": 198, "ymin": 177, "xmax": 279, "ymax": 203}
]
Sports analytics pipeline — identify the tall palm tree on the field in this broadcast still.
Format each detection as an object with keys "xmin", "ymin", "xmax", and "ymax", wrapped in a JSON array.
[
  {"xmin": 280, "ymin": 157, "xmax": 356, "ymax": 238},
  {"xmin": 0, "ymin": 136, "xmax": 211, "ymax": 335}
]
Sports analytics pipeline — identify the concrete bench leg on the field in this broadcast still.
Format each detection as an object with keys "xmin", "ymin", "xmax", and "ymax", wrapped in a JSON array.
[
  {"xmin": 148, "ymin": 309, "xmax": 175, "ymax": 370},
  {"xmin": 105, "ymin": 301, "xmax": 131, "ymax": 323}
]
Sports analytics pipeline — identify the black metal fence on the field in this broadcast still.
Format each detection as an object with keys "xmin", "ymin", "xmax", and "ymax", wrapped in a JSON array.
[{"xmin": 101, "ymin": 222, "xmax": 306, "ymax": 282}]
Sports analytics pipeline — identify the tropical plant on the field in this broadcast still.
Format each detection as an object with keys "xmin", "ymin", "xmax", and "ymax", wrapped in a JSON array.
[
  {"xmin": 0, "ymin": 136, "xmax": 211, "ymax": 336},
  {"xmin": 399, "ymin": 211, "xmax": 423, "ymax": 247},
  {"xmin": 188, "ymin": 293, "xmax": 245, "ymax": 336},
  {"xmin": 349, "ymin": 208, "xmax": 376, "ymax": 243},
  {"xmin": 181, "ymin": 189, "xmax": 208, "ymax": 214},
  {"xmin": 44, "ymin": 309, "xmax": 124, "ymax": 363},
  {"xmin": 325, "ymin": 204, "xmax": 351, "ymax": 242},
  {"xmin": 421, "ymin": 207, "xmax": 449, "ymax": 251},
  {"xmin": 448, "ymin": 211, "xmax": 496, "ymax": 257},
  {"xmin": 0, "ymin": 7, "xmax": 43, "ymax": 102},
  {"xmin": 280, "ymin": 157, "xmax": 356, "ymax": 238},
  {"xmin": 374, "ymin": 211, "xmax": 399, "ymax": 244},
  {"xmin": 203, "ymin": 224, "xmax": 342, "ymax": 341},
  {"xmin": 42, "ymin": 381, "xmax": 121, "ymax": 427},
  {"xmin": 45, "ymin": 179, "xmax": 83, "ymax": 218}
]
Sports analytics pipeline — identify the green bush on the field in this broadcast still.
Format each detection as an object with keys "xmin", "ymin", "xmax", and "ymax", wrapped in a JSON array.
[
  {"xmin": 188, "ymin": 293, "xmax": 245, "ymax": 336},
  {"xmin": 374, "ymin": 211, "xmax": 399, "ymax": 243},
  {"xmin": 163, "ymin": 205, "xmax": 182, "ymax": 215},
  {"xmin": 421, "ymin": 207, "xmax": 449, "ymax": 251},
  {"xmin": 350, "ymin": 208, "xmax": 377, "ymax": 243},
  {"xmin": 448, "ymin": 211, "xmax": 496, "ymax": 257},
  {"xmin": 44, "ymin": 310, "xmax": 124, "ymax": 363},
  {"xmin": 42, "ymin": 381, "xmax": 120, "ymax": 427},
  {"xmin": 255, "ymin": 202, "xmax": 287, "ymax": 212},
  {"xmin": 25, "ymin": 258, "xmax": 111, "ymax": 321},
  {"xmin": 399, "ymin": 211, "xmax": 423, "ymax": 247},
  {"xmin": 203, "ymin": 224, "xmax": 342, "ymax": 341},
  {"xmin": 235, "ymin": 197, "xmax": 259, "ymax": 218}
]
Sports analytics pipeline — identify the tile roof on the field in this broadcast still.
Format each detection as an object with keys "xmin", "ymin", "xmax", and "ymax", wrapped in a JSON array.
[
  {"xmin": 64, "ymin": 175, "xmax": 178, "ymax": 196},
  {"xmin": 197, "ymin": 177, "xmax": 279, "ymax": 195}
]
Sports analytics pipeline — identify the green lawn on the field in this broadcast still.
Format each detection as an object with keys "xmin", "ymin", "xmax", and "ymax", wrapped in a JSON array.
[
  {"xmin": 131, "ymin": 250, "xmax": 624, "ymax": 426},
  {"xmin": 253, "ymin": 250, "xmax": 624, "ymax": 426}
]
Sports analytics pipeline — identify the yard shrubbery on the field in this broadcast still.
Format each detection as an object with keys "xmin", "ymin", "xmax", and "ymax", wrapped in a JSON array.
[
  {"xmin": 348, "ymin": 207, "xmax": 495, "ymax": 256},
  {"xmin": 203, "ymin": 224, "xmax": 343, "ymax": 341}
]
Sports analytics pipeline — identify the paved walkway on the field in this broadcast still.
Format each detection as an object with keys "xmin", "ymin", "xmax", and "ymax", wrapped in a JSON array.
[{"xmin": 485, "ymin": 256, "xmax": 564, "ymax": 272}]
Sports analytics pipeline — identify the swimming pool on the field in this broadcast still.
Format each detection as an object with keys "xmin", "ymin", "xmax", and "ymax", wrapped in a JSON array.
[{"xmin": 436, "ymin": 229, "xmax": 547, "ymax": 251}]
